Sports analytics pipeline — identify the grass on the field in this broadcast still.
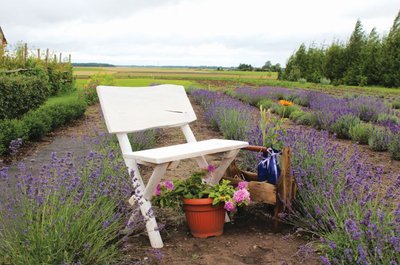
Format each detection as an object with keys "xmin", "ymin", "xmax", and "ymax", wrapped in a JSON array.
[
  {"xmin": 75, "ymin": 78, "xmax": 203, "ymax": 89},
  {"xmin": 45, "ymin": 90, "xmax": 80, "ymax": 105}
]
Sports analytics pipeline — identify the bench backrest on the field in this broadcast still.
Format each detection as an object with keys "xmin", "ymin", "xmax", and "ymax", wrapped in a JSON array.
[{"xmin": 97, "ymin": 85, "xmax": 197, "ymax": 134}]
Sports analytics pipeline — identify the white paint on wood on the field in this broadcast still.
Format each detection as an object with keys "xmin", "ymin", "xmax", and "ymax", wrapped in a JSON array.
[
  {"xmin": 97, "ymin": 85, "xmax": 197, "ymax": 133},
  {"xmin": 124, "ymin": 139, "xmax": 248, "ymax": 164}
]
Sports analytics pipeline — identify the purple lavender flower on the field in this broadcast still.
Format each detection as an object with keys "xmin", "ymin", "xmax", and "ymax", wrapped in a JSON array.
[
  {"xmin": 345, "ymin": 219, "xmax": 362, "ymax": 241},
  {"xmin": 320, "ymin": 256, "xmax": 331, "ymax": 265}
]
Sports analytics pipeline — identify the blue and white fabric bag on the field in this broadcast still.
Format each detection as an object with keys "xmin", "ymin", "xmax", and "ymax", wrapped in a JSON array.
[{"xmin": 257, "ymin": 148, "xmax": 281, "ymax": 184}]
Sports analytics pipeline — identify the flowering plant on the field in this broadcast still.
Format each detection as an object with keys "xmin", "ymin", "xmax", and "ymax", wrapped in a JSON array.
[{"xmin": 152, "ymin": 171, "xmax": 250, "ymax": 212}]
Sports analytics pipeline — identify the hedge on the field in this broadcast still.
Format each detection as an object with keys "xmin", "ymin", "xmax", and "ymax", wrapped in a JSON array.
[
  {"xmin": 0, "ymin": 68, "xmax": 50, "ymax": 120},
  {"xmin": 47, "ymin": 63, "xmax": 75, "ymax": 95},
  {"xmin": 0, "ymin": 99, "xmax": 87, "ymax": 155}
]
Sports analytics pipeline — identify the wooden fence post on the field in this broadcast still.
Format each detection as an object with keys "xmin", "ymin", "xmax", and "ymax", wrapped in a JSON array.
[
  {"xmin": 24, "ymin": 43, "xmax": 27, "ymax": 66},
  {"xmin": 69, "ymin": 54, "xmax": 71, "ymax": 63},
  {"xmin": 59, "ymin": 52, "xmax": 62, "ymax": 63},
  {"xmin": 37, "ymin": 48, "xmax": 40, "ymax": 61},
  {"xmin": 45, "ymin": 48, "xmax": 49, "ymax": 65}
]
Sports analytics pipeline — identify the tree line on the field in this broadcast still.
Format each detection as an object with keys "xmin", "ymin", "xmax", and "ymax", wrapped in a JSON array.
[{"xmin": 281, "ymin": 10, "xmax": 400, "ymax": 87}]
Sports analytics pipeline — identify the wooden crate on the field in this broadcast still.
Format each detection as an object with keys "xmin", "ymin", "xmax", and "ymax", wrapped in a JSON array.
[{"xmin": 223, "ymin": 146, "xmax": 297, "ymax": 226}]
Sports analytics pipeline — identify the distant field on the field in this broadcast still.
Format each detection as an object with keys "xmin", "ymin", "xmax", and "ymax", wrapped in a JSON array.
[
  {"xmin": 73, "ymin": 66, "xmax": 400, "ymax": 98},
  {"xmin": 73, "ymin": 67, "xmax": 279, "ymax": 80}
]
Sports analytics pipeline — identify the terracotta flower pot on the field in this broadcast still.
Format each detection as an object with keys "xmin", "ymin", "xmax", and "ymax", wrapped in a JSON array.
[{"xmin": 182, "ymin": 197, "xmax": 225, "ymax": 238}]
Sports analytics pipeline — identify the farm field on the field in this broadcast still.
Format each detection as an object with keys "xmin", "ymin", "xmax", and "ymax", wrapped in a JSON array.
[
  {"xmin": 1, "ymin": 65, "xmax": 400, "ymax": 264},
  {"xmin": 74, "ymin": 66, "xmax": 400, "ymax": 98}
]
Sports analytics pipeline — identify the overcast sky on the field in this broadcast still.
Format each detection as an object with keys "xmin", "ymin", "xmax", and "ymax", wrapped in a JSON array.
[{"xmin": 1, "ymin": 0, "xmax": 398, "ymax": 67}]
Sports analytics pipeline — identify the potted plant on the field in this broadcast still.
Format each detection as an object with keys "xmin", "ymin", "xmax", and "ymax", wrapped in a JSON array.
[{"xmin": 152, "ymin": 171, "xmax": 251, "ymax": 238}]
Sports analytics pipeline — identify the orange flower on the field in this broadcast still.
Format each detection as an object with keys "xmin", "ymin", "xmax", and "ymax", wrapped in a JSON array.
[{"xmin": 278, "ymin": 100, "xmax": 294, "ymax": 106}]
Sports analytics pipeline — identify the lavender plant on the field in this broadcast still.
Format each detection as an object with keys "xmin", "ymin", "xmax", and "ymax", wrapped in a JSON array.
[
  {"xmin": 330, "ymin": 114, "xmax": 361, "ymax": 139},
  {"xmin": 368, "ymin": 128, "xmax": 392, "ymax": 152},
  {"xmin": 389, "ymin": 133, "xmax": 400, "ymax": 160},
  {"xmin": 349, "ymin": 122, "xmax": 373, "ymax": 145},
  {"xmin": 0, "ymin": 151, "xmax": 132, "ymax": 264}
]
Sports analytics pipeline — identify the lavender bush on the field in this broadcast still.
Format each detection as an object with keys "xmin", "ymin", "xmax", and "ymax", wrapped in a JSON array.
[
  {"xmin": 389, "ymin": 133, "xmax": 400, "ymax": 160},
  {"xmin": 330, "ymin": 114, "xmax": 361, "ymax": 139},
  {"xmin": 0, "ymin": 151, "xmax": 132, "ymax": 264},
  {"xmin": 349, "ymin": 123, "xmax": 373, "ymax": 145},
  {"xmin": 368, "ymin": 128, "xmax": 391, "ymax": 152},
  {"xmin": 190, "ymin": 89, "xmax": 259, "ymax": 141}
]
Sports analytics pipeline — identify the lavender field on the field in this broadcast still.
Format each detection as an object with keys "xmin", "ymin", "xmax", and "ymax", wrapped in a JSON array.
[{"xmin": 191, "ymin": 88, "xmax": 400, "ymax": 264}]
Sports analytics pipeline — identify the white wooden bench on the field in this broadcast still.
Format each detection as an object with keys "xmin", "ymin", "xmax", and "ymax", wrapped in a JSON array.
[{"xmin": 97, "ymin": 84, "xmax": 248, "ymax": 248}]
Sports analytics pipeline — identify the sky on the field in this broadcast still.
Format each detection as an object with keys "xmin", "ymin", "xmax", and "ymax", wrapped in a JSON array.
[{"xmin": 1, "ymin": 0, "xmax": 398, "ymax": 67}]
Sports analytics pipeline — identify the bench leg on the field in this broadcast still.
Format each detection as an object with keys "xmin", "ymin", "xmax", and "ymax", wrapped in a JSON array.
[
  {"xmin": 125, "ymin": 160, "xmax": 164, "ymax": 248},
  {"xmin": 209, "ymin": 150, "xmax": 240, "ymax": 184}
]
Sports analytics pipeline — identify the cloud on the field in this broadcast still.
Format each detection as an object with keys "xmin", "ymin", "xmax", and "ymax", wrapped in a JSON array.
[{"xmin": 1, "ymin": 0, "xmax": 399, "ymax": 66}]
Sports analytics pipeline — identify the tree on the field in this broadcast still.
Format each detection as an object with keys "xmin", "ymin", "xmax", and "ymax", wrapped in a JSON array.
[
  {"xmin": 361, "ymin": 28, "xmax": 383, "ymax": 85},
  {"xmin": 344, "ymin": 19, "xmax": 367, "ymax": 85},
  {"xmin": 324, "ymin": 42, "xmax": 346, "ymax": 83},
  {"xmin": 382, "ymin": 10, "xmax": 400, "ymax": 87},
  {"xmin": 237, "ymin": 63, "xmax": 253, "ymax": 71},
  {"xmin": 262, "ymin": 60, "xmax": 272, "ymax": 71}
]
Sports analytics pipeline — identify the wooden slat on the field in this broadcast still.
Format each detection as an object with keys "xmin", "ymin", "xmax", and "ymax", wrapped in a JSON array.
[
  {"xmin": 124, "ymin": 139, "xmax": 248, "ymax": 164},
  {"xmin": 248, "ymin": 182, "xmax": 276, "ymax": 205}
]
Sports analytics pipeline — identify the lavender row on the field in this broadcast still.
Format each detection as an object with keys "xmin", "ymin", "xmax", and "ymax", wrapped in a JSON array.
[
  {"xmin": 232, "ymin": 86, "xmax": 400, "ymax": 160},
  {"xmin": 233, "ymin": 86, "xmax": 398, "ymax": 126},
  {"xmin": 191, "ymin": 89, "xmax": 400, "ymax": 264}
]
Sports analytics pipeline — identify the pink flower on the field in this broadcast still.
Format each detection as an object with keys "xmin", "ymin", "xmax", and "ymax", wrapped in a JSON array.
[
  {"xmin": 207, "ymin": 164, "xmax": 216, "ymax": 173},
  {"xmin": 155, "ymin": 183, "xmax": 162, "ymax": 196},
  {"xmin": 224, "ymin": 200, "xmax": 236, "ymax": 212},
  {"xmin": 233, "ymin": 189, "xmax": 251, "ymax": 204},
  {"xmin": 165, "ymin": 180, "xmax": 174, "ymax": 190},
  {"xmin": 238, "ymin": 181, "xmax": 248, "ymax": 190}
]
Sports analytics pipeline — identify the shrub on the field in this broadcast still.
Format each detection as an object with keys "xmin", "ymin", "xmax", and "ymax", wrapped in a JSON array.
[
  {"xmin": 0, "ymin": 151, "xmax": 129, "ymax": 264},
  {"xmin": 349, "ymin": 96, "xmax": 388, "ymax": 122},
  {"xmin": 0, "ymin": 99, "xmax": 86, "ymax": 155},
  {"xmin": 289, "ymin": 110, "xmax": 305, "ymax": 122},
  {"xmin": 293, "ymin": 96, "xmax": 310, "ymax": 107},
  {"xmin": 391, "ymin": 99, "xmax": 400, "ymax": 110},
  {"xmin": 298, "ymin": 112, "xmax": 318, "ymax": 126},
  {"xmin": 0, "ymin": 69, "xmax": 50, "ymax": 119},
  {"xmin": 389, "ymin": 133, "xmax": 400, "ymax": 160},
  {"xmin": 330, "ymin": 114, "xmax": 361, "ymax": 139},
  {"xmin": 274, "ymin": 104, "xmax": 301, "ymax": 118},
  {"xmin": 22, "ymin": 109, "xmax": 53, "ymax": 140},
  {"xmin": 297, "ymin": 78, "xmax": 307, "ymax": 84},
  {"xmin": 256, "ymin": 99, "xmax": 275, "ymax": 110},
  {"xmin": 377, "ymin": 113, "xmax": 399, "ymax": 124},
  {"xmin": 0, "ymin": 119, "xmax": 28, "ymax": 155},
  {"xmin": 47, "ymin": 62, "xmax": 75, "ymax": 95},
  {"xmin": 319, "ymin": 77, "xmax": 331, "ymax": 85},
  {"xmin": 349, "ymin": 122, "xmax": 373, "ymax": 144},
  {"xmin": 81, "ymin": 73, "xmax": 115, "ymax": 105},
  {"xmin": 368, "ymin": 128, "xmax": 391, "ymax": 151}
]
